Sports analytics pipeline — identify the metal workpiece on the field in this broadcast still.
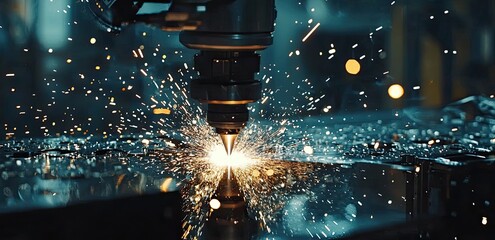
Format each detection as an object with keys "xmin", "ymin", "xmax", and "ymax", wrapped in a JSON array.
[
  {"xmin": 0, "ymin": 191, "xmax": 183, "ymax": 240},
  {"xmin": 205, "ymin": 169, "xmax": 258, "ymax": 240},
  {"xmin": 1, "ymin": 106, "xmax": 495, "ymax": 239}
]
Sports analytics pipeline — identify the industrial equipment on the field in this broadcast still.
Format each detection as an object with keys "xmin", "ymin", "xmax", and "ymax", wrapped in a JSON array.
[{"xmin": 88, "ymin": 0, "xmax": 277, "ymax": 155}]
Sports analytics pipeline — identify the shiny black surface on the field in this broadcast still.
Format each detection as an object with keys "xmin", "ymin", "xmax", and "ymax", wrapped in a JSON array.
[{"xmin": 1, "ymin": 102, "xmax": 494, "ymax": 239}]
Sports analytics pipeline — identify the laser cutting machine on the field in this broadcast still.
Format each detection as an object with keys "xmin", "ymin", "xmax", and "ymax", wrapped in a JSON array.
[
  {"xmin": 89, "ymin": 0, "xmax": 277, "ymax": 155},
  {"xmin": 1, "ymin": 1, "xmax": 495, "ymax": 240}
]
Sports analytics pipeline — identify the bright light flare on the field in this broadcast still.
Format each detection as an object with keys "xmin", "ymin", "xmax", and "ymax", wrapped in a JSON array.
[
  {"xmin": 208, "ymin": 145, "xmax": 255, "ymax": 168},
  {"xmin": 209, "ymin": 199, "xmax": 221, "ymax": 209},
  {"xmin": 345, "ymin": 59, "xmax": 361, "ymax": 75},
  {"xmin": 153, "ymin": 108, "xmax": 171, "ymax": 115},
  {"xmin": 388, "ymin": 84, "xmax": 404, "ymax": 99},
  {"xmin": 160, "ymin": 178, "xmax": 174, "ymax": 192},
  {"xmin": 303, "ymin": 145, "xmax": 314, "ymax": 155}
]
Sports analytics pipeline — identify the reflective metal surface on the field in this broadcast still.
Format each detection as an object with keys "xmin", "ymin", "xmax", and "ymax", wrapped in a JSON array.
[{"xmin": 1, "ymin": 97, "xmax": 494, "ymax": 238}]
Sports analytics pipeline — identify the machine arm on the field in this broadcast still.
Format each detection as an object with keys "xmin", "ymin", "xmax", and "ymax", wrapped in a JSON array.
[{"xmin": 88, "ymin": 0, "xmax": 276, "ymax": 154}]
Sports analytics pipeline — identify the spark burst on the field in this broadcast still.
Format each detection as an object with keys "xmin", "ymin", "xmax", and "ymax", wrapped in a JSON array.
[
  {"xmin": 149, "ymin": 116, "xmax": 319, "ymax": 239},
  {"xmin": 122, "ymin": 42, "xmax": 337, "ymax": 239}
]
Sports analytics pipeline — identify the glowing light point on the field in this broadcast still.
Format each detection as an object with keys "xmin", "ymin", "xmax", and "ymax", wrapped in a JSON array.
[
  {"xmin": 345, "ymin": 59, "xmax": 361, "ymax": 75},
  {"xmin": 482, "ymin": 217, "xmax": 488, "ymax": 225},
  {"xmin": 208, "ymin": 145, "xmax": 253, "ymax": 168},
  {"xmin": 388, "ymin": 84, "xmax": 404, "ymax": 99},
  {"xmin": 303, "ymin": 145, "xmax": 314, "ymax": 155},
  {"xmin": 90, "ymin": 37, "xmax": 97, "ymax": 44},
  {"xmin": 210, "ymin": 199, "xmax": 221, "ymax": 210},
  {"xmin": 153, "ymin": 108, "xmax": 171, "ymax": 115},
  {"xmin": 160, "ymin": 178, "xmax": 173, "ymax": 192}
]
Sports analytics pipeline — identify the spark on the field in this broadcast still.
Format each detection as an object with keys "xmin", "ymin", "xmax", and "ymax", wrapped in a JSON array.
[
  {"xmin": 160, "ymin": 178, "xmax": 174, "ymax": 192},
  {"xmin": 302, "ymin": 22, "xmax": 320, "ymax": 42},
  {"xmin": 261, "ymin": 96, "xmax": 269, "ymax": 104},
  {"xmin": 482, "ymin": 217, "xmax": 488, "ymax": 225},
  {"xmin": 153, "ymin": 108, "xmax": 171, "ymax": 115},
  {"xmin": 140, "ymin": 69, "xmax": 148, "ymax": 76},
  {"xmin": 138, "ymin": 48, "xmax": 144, "ymax": 58}
]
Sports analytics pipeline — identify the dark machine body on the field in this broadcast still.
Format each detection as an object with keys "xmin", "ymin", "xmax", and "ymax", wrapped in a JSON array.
[
  {"xmin": 88, "ymin": 2, "xmax": 274, "ymax": 238},
  {"xmin": 89, "ymin": 0, "xmax": 276, "ymax": 155}
]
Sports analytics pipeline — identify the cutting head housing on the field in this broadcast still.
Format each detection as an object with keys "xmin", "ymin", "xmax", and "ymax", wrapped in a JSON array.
[{"xmin": 87, "ymin": 0, "xmax": 276, "ymax": 153}]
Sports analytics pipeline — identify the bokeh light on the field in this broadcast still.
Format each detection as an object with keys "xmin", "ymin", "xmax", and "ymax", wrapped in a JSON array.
[
  {"xmin": 388, "ymin": 84, "xmax": 404, "ymax": 99},
  {"xmin": 345, "ymin": 59, "xmax": 361, "ymax": 75},
  {"xmin": 209, "ymin": 199, "xmax": 221, "ymax": 209}
]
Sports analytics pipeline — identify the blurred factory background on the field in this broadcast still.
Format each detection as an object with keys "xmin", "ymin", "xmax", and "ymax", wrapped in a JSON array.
[{"xmin": 1, "ymin": 0, "xmax": 494, "ymax": 138}]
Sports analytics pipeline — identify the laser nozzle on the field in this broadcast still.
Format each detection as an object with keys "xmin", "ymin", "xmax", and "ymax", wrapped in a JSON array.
[{"xmin": 220, "ymin": 133, "xmax": 238, "ymax": 156}]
